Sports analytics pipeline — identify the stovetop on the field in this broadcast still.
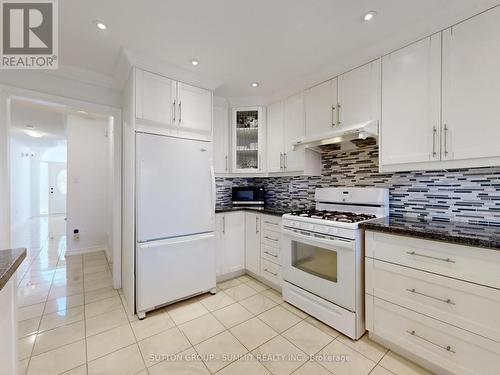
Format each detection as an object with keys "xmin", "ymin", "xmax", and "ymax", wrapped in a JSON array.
[{"xmin": 290, "ymin": 209, "xmax": 377, "ymax": 223}]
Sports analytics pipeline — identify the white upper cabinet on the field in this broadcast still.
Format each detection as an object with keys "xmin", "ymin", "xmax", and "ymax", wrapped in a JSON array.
[
  {"xmin": 265, "ymin": 94, "xmax": 320, "ymax": 175},
  {"xmin": 338, "ymin": 60, "xmax": 380, "ymax": 127},
  {"xmin": 213, "ymin": 104, "xmax": 229, "ymax": 174},
  {"xmin": 136, "ymin": 69, "xmax": 176, "ymax": 127},
  {"xmin": 177, "ymin": 82, "xmax": 213, "ymax": 139},
  {"xmin": 305, "ymin": 78, "xmax": 338, "ymax": 137},
  {"xmin": 380, "ymin": 35, "xmax": 442, "ymax": 170},
  {"xmin": 442, "ymin": 7, "xmax": 500, "ymax": 162},
  {"xmin": 267, "ymin": 101, "xmax": 285, "ymax": 173},
  {"xmin": 135, "ymin": 68, "xmax": 212, "ymax": 141},
  {"xmin": 380, "ymin": 6, "xmax": 500, "ymax": 172},
  {"xmin": 283, "ymin": 92, "xmax": 306, "ymax": 172},
  {"xmin": 232, "ymin": 107, "xmax": 264, "ymax": 173}
]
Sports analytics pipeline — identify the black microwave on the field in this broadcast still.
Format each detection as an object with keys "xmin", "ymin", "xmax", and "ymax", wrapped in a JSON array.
[{"xmin": 232, "ymin": 187, "xmax": 265, "ymax": 205}]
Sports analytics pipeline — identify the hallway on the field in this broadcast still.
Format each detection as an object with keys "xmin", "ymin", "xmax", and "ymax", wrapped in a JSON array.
[{"xmin": 14, "ymin": 216, "xmax": 119, "ymax": 374}]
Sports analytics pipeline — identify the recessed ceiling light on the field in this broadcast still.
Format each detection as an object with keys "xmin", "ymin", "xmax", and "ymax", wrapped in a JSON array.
[
  {"xmin": 77, "ymin": 110, "xmax": 88, "ymax": 115},
  {"xmin": 363, "ymin": 11, "xmax": 377, "ymax": 22},
  {"xmin": 251, "ymin": 82, "xmax": 259, "ymax": 87},
  {"xmin": 191, "ymin": 59, "xmax": 199, "ymax": 66},
  {"xmin": 94, "ymin": 21, "xmax": 107, "ymax": 30},
  {"xmin": 25, "ymin": 129, "xmax": 45, "ymax": 138},
  {"xmin": 25, "ymin": 124, "xmax": 35, "ymax": 130}
]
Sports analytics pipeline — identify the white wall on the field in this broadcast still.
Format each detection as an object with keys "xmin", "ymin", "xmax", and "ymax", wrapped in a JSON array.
[
  {"xmin": 66, "ymin": 114, "xmax": 110, "ymax": 254},
  {"xmin": 105, "ymin": 118, "xmax": 114, "ymax": 261},
  {"xmin": 10, "ymin": 139, "xmax": 31, "ymax": 229}
]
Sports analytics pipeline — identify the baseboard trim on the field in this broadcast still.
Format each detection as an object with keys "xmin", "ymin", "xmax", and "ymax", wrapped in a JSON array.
[{"xmin": 65, "ymin": 246, "xmax": 106, "ymax": 256}]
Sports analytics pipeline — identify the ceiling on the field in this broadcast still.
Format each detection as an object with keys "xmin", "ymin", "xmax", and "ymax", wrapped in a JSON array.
[
  {"xmin": 9, "ymin": 99, "xmax": 107, "ymax": 148},
  {"xmin": 58, "ymin": 0, "xmax": 500, "ymax": 98},
  {"xmin": 10, "ymin": 99, "xmax": 67, "ymax": 148}
]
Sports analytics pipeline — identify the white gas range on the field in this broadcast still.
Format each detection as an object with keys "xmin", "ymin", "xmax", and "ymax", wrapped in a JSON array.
[{"xmin": 281, "ymin": 187, "xmax": 389, "ymax": 340}]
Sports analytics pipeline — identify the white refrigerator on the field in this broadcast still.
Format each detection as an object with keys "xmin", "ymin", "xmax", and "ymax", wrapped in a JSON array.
[{"xmin": 135, "ymin": 132, "xmax": 216, "ymax": 318}]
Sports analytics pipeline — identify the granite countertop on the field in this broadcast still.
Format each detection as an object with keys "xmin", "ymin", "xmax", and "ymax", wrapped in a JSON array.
[
  {"xmin": 215, "ymin": 205, "xmax": 288, "ymax": 217},
  {"xmin": 0, "ymin": 248, "xmax": 27, "ymax": 291},
  {"xmin": 360, "ymin": 217, "xmax": 500, "ymax": 250}
]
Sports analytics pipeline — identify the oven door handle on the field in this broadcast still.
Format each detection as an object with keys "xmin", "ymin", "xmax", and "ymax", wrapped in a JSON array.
[{"xmin": 281, "ymin": 227, "xmax": 355, "ymax": 251}]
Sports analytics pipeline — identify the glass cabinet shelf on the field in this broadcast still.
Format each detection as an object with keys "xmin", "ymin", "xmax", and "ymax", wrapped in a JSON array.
[{"xmin": 232, "ymin": 107, "xmax": 264, "ymax": 172}]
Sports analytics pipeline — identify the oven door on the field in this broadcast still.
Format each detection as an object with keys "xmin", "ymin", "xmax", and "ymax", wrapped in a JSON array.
[{"xmin": 282, "ymin": 227, "xmax": 356, "ymax": 311}]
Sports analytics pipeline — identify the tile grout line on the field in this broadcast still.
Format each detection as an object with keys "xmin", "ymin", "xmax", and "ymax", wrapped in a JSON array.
[
  {"xmin": 82, "ymin": 252, "xmax": 89, "ymax": 375},
  {"xmin": 23, "ymin": 227, "xmax": 59, "ymax": 375}
]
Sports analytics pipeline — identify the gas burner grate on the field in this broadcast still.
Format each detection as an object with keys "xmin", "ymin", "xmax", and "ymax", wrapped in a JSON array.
[{"xmin": 290, "ymin": 209, "xmax": 376, "ymax": 223}]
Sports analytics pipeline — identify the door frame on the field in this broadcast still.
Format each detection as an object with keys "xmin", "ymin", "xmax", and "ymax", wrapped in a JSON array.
[{"xmin": 0, "ymin": 84, "xmax": 123, "ymax": 289}]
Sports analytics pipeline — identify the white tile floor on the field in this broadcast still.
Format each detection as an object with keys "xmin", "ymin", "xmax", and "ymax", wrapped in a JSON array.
[{"xmin": 13, "ymin": 216, "xmax": 435, "ymax": 375}]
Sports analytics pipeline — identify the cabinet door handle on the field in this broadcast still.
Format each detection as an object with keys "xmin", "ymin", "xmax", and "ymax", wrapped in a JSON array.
[
  {"xmin": 225, "ymin": 155, "xmax": 228, "ymax": 171},
  {"xmin": 337, "ymin": 103, "xmax": 342, "ymax": 126},
  {"xmin": 406, "ymin": 330, "xmax": 456, "ymax": 354},
  {"xmin": 279, "ymin": 152, "xmax": 283, "ymax": 170},
  {"xmin": 172, "ymin": 100, "xmax": 176, "ymax": 122},
  {"xmin": 443, "ymin": 124, "xmax": 449, "ymax": 156},
  {"xmin": 256, "ymin": 216, "xmax": 259, "ymax": 234},
  {"xmin": 284, "ymin": 153, "xmax": 287, "ymax": 169},
  {"xmin": 406, "ymin": 288, "xmax": 455, "ymax": 305},
  {"xmin": 264, "ymin": 268, "xmax": 278, "ymax": 277},
  {"xmin": 264, "ymin": 251, "xmax": 278, "ymax": 258},
  {"xmin": 222, "ymin": 216, "xmax": 225, "ymax": 234},
  {"xmin": 263, "ymin": 221, "xmax": 278, "ymax": 226},
  {"xmin": 264, "ymin": 236, "xmax": 278, "ymax": 242},
  {"xmin": 331, "ymin": 105, "xmax": 336, "ymax": 127},
  {"xmin": 432, "ymin": 126, "xmax": 437, "ymax": 157},
  {"xmin": 178, "ymin": 101, "xmax": 182, "ymax": 123},
  {"xmin": 406, "ymin": 251, "xmax": 455, "ymax": 263}
]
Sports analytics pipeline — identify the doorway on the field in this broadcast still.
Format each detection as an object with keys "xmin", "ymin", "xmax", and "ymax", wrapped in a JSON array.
[{"xmin": 2, "ymin": 90, "xmax": 122, "ymax": 289}]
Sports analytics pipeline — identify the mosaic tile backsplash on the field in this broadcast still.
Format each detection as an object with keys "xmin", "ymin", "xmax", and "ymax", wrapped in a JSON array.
[{"xmin": 216, "ymin": 139, "xmax": 500, "ymax": 226}]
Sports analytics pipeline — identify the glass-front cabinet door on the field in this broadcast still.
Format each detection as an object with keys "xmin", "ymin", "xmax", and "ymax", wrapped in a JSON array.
[{"xmin": 232, "ymin": 106, "xmax": 264, "ymax": 173}]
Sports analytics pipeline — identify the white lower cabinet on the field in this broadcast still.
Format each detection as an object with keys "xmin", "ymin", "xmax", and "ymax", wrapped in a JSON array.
[
  {"xmin": 215, "ymin": 212, "xmax": 245, "ymax": 276},
  {"xmin": 259, "ymin": 214, "xmax": 282, "ymax": 287},
  {"xmin": 215, "ymin": 211, "xmax": 282, "ymax": 288},
  {"xmin": 365, "ymin": 231, "xmax": 500, "ymax": 375},
  {"xmin": 245, "ymin": 212, "xmax": 261, "ymax": 275},
  {"xmin": 261, "ymin": 259, "xmax": 282, "ymax": 287}
]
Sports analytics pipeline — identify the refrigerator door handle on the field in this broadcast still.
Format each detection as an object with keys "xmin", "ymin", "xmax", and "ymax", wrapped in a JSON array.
[
  {"xmin": 210, "ymin": 165, "xmax": 216, "ymax": 217},
  {"xmin": 139, "ymin": 232, "xmax": 214, "ymax": 248}
]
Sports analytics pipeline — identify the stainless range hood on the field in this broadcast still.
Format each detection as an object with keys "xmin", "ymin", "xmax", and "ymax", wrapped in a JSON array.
[{"xmin": 293, "ymin": 120, "xmax": 378, "ymax": 152}]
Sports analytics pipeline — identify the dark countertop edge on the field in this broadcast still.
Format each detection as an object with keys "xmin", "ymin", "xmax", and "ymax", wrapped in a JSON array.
[
  {"xmin": 215, "ymin": 206, "xmax": 287, "ymax": 217},
  {"xmin": 360, "ymin": 221, "xmax": 500, "ymax": 251},
  {"xmin": 0, "ymin": 248, "xmax": 27, "ymax": 291}
]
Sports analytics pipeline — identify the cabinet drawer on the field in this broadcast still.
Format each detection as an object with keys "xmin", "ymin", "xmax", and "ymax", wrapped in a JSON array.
[
  {"xmin": 366, "ymin": 258, "xmax": 500, "ymax": 342},
  {"xmin": 261, "ymin": 215, "xmax": 281, "ymax": 232},
  {"xmin": 262, "ymin": 229, "xmax": 280, "ymax": 248},
  {"xmin": 261, "ymin": 259, "xmax": 282, "ymax": 287},
  {"xmin": 366, "ymin": 231, "xmax": 500, "ymax": 289},
  {"xmin": 262, "ymin": 244, "xmax": 280, "ymax": 265},
  {"xmin": 372, "ymin": 297, "xmax": 500, "ymax": 375}
]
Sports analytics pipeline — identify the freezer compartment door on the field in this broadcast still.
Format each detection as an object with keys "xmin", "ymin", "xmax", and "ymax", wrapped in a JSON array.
[
  {"xmin": 136, "ymin": 232, "xmax": 216, "ymax": 313},
  {"xmin": 136, "ymin": 132, "xmax": 215, "ymax": 242}
]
